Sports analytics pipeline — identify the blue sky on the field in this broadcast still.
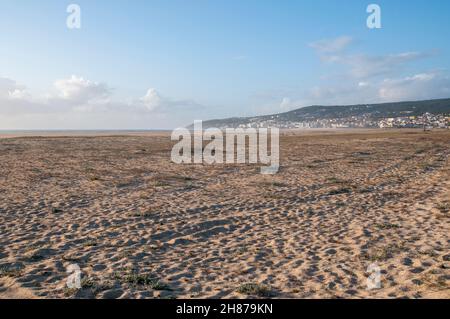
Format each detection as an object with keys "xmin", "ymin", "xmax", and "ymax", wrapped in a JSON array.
[{"xmin": 1, "ymin": 0, "xmax": 450, "ymax": 129}]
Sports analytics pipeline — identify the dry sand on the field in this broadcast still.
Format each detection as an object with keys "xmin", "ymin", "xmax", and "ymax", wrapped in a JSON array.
[{"xmin": 0, "ymin": 129, "xmax": 449, "ymax": 299}]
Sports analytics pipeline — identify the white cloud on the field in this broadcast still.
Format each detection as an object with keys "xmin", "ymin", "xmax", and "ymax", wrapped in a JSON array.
[
  {"xmin": 358, "ymin": 81, "xmax": 369, "ymax": 87},
  {"xmin": 141, "ymin": 88, "xmax": 163, "ymax": 111},
  {"xmin": 345, "ymin": 52, "xmax": 428, "ymax": 79},
  {"xmin": 8, "ymin": 89, "xmax": 31, "ymax": 100},
  {"xmin": 139, "ymin": 88, "xmax": 204, "ymax": 112},
  {"xmin": 277, "ymin": 71, "xmax": 450, "ymax": 108},
  {"xmin": 310, "ymin": 36, "xmax": 430, "ymax": 79},
  {"xmin": 53, "ymin": 75, "xmax": 111, "ymax": 104},
  {"xmin": 0, "ymin": 77, "xmax": 28, "ymax": 99},
  {"xmin": 267, "ymin": 36, "xmax": 450, "ymax": 110},
  {"xmin": 0, "ymin": 76, "xmax": 206, "ymax": 129},
  {"xmin": 309, "ymin": 36, "xmax": 353, "ymax": 54},
  {"xmin": 378, "ymin": 71, "xmax": 450, "ymax": 101}
]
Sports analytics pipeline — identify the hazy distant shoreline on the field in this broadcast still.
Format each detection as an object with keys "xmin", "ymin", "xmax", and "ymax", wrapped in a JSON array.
[
  {"xmin": 0, "ymin": 127, "xmax": 441, "ymax": 139},
  {"xmin": 0, "ymin": 130, "xmax": 172, "ymax": 138}
]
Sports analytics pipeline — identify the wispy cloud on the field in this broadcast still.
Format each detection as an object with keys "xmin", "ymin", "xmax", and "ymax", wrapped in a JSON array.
[
  {"xmin": 0, "ymin": 77, "xmax": 27, "ymax": 99},
  {"xmin": 309, "ymin": 36, "xmax": 353, "ymax": 54},
  {"xmin": 275, "ymin": 71, "xmax": 450, "ymax": 109},
  {"xmin": 343, "ymin": 52, "xmax": 430, "ymax": 79},
  {"xmin": 261, "ymin": 36, "xmax": 450, "ymax": 109},
  {"xmin": 378, "ymin": 71, "xmax": 450, "ymax": 101},
  {"xmin": 310, "ymin": 36, "xmax": 430, "ymax": 79},
  {"xmin": 139, "ymin": 88, "xmax": 204, "ymax": 112}
]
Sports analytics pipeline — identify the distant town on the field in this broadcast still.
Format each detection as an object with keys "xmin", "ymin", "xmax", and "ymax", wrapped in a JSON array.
[
  {"xmin": 196, "ymin": 98, "xmax": 450, "ymax": 130},
  {"xmin": 220, "ymin": 112, "xmax": 450, "ymax": 130}
]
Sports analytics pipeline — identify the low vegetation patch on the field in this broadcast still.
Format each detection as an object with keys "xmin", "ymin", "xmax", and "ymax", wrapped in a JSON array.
[
  {"xmin": 129, "ymin": 210, "xmax": 154, "ymax": 218},
  {"xmin": 26, "ymin": 251, "xmax": 45, "ymax": 262},
  {"xmin": 63, "ymin": 287, "xmax": 79, "ymax": 297},
  {"xmin": 112, "ymin": 270, "xmax": 171, "ymax": 290},
  {"xmin": 89, "ymin": 175, "xmax": 100, "ymax": 181},
  {"xmin": 83, "ymin": 239, "xmax": 98, "ymax": 247},
  {"xmin": 361, "ymin": 243, "xmax": 405, "ymax": 262},
  {"xmin": 50, "ymin": 207, "xmax": 62, "ymax": 214},
  {"xmin": 259, "ymin": 181, "xmax": 288, "ymax": 188},
  {"xmin": 0, "ymin": 266, "xmax": 23, "ymax": 278},
  {"xmin": 237, "ymin": 283, "xmax": 272, "ymax": 297},
  {"xmin": 81, "ymin": 276, "xmax": 96, "ymax": 289},
  {"xmin": 328, "ymin": 187, "xmax": 352, "ymax": 196},
  {"xmin": 419, "ymin": 272, "xmax": 448, "ymax": 291},
  {"xmin": 375, "ymin": 222, "xmax": 401, "ymax": 230},
  {"xmin": 152, "ymin": 175, "xmax": 196, "ymax": 189},
  {"xmin": 436, "ymin": 201, "xmax": 450, "ymax": 213},
  {"xmin": 358, "ymin": 186, "xmax": 375, "ymax": 194},
  {"xmin": 381, "ymin": 191, "xmax": 400, "ymax": 199},
  {"xmin": 327, "ymin": 177, "xmax": 349, "ymax": 184}
]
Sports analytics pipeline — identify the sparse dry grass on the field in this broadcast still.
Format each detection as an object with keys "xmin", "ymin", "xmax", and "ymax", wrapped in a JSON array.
[
  {"xmin": 237, "ymin": 283, "xmax": 272, "ymax": 297},
  {"xmin": 436, "ymin": 201, "xmax": 450, "ymax": 213},
  {"xmin": 0, "ymin": 129, "xmax": 449, "ymax": 299}
]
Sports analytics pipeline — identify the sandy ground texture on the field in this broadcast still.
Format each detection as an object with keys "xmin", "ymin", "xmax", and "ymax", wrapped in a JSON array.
[{"xmin": 0, "ymin": 129, "xmax": 449, "ymax": 299}]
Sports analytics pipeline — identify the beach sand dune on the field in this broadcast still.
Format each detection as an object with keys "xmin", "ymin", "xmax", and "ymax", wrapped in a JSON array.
[{"xmin": 0, "ymin": 130, "xmax": 448, "ymax": 299}]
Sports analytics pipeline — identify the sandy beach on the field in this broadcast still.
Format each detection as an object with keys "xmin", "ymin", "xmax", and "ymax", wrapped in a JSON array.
[{"xmin": 0, "ymin": 129, "xmax": 449, "ymax": 299}]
